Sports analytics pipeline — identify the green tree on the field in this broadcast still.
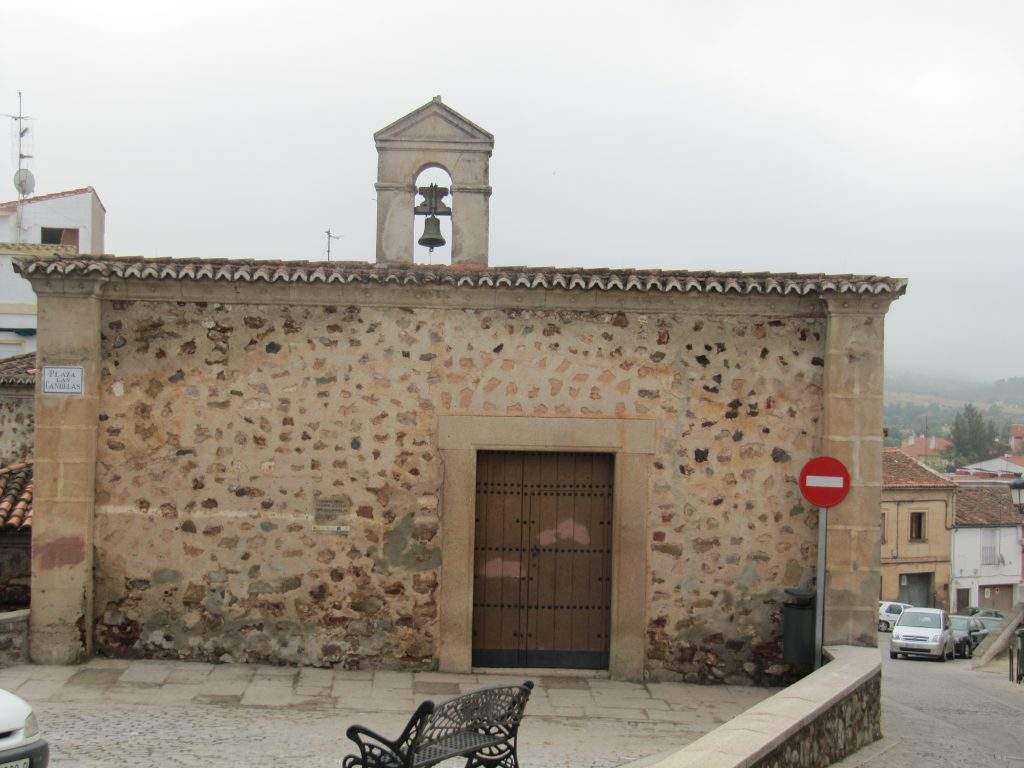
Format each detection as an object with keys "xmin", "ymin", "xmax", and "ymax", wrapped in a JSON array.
[{"xmin": 948, "ymin": 403, "xmax": 998, "ymax": 465}]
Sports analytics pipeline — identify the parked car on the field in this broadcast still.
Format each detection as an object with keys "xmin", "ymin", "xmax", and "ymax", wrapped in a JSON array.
[
  {"xmin": 0, "ymin": 687, "xmax": 48, "ymax": 767},
  {"xmin": 950, "ymin": 615, "xmax": 988, "ymax": 658},
  {"xmin": 890, "ymin": 607, "xmax": 956, "ymax": 661},
  {"xmin": 878, "ymin": 601, "xmax": 914, "ymax": 632},
  {"xmin": 965, "ymin": 607, "xmax": 1008, "ymax": 632}
]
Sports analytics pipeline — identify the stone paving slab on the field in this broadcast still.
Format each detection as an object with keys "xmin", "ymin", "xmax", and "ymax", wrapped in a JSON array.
[
  {"xmin": 0, "ymin": 659, "xmax": 776, "ymax": 722},
  {"xmin": 0, "ymin": 660, "xmax": 778, "ymax": 768}
]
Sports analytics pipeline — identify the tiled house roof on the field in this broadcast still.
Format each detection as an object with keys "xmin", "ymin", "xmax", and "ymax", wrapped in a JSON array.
[
  {"xmin": 0, "ymin": 462, "xmax": 32, "ymax": 530},
  {"xmin": 956, "ymin": 485, "xmax": 1020, "ymax": 527},
  {"xmin": 900, "ymin": 435, "xmax": 952, "ymax": 458},
  {"xmin": 883, "ymin": 449, "xmax": 956, "ymax": 490},
  {"xmin": 0, "ymin": 353, "xmax": 36, "ymax": 385},
  {"xmin": 11, "ymin": 255, "xmax": 909, "ymax": 297}
]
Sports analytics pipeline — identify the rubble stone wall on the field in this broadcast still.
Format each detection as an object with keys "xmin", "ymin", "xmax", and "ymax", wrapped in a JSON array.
[
  {"xmin": 0, "ymin": 387, "xmax": 33, "ymax": 463},
  {"xmin": 92, "ymin": 290, "xmax": 826, "ymax": 682},
  {"xmin": 753, "ymin": 672, "xmax": 881, "ymax": 768},
  {"xmin": 0, "ymin": 609, "xmax": 29, "ymax": 667},
  {"xmin": 0, "ymin": 534, "xmax": 31, "ymax": 604}
]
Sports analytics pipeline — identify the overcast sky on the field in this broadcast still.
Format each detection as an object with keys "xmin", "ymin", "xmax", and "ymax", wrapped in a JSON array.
[{"xmin": 3, "ymin": 1, "xmax": 1022, "ymax": 381}]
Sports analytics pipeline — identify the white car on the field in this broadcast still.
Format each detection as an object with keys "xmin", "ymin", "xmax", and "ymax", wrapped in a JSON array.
[
  {"xmin": 0, "ymin": 688, "xmax": 47, "ymax": 767},
  {"xmin": 890, "ymin": 607, "xmax": 956, "ymax": 661},
  {"xmin": 877, "ymin": 601, "xmax": 914, "ymax": 632}
]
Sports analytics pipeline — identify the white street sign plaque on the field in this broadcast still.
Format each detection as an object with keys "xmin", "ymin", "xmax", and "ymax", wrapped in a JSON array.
[{"xmin": 42, "ymin": 366, "xmax": 84, "ymax": 395}]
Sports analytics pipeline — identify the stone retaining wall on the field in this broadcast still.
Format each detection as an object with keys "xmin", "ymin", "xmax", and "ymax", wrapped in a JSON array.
[
  {"xmin": 0, "ymin": 609, "xmax": 30, "ymax": 667},
  {"xmin": 627, "ymin": 645, "xmax": 881, "ymax": 768}
]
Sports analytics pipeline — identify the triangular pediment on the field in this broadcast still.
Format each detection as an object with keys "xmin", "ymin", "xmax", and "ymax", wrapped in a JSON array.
[{"xmin": 374, "ymin": 98, "xmax": 493, "ymax": 145}]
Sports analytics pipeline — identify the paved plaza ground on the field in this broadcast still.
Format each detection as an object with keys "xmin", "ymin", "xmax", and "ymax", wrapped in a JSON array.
[{"xmin": 0, "ymin": 660, "xmax": 777, "ymax": 767}]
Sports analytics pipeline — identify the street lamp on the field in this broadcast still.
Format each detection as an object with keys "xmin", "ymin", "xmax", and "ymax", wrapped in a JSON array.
[{"xmin": 1010, "ymin": 478, "xmax": 1024, "ymax": 513}]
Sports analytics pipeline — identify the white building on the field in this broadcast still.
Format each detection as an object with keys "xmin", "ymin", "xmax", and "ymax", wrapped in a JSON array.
[
  {"xmin": 960, "ymin": 455, "xmax": 1024, "ymax": 477},
  {"xmin": 0, "ymin": 187, "xmax": 106, "ymax": 357},
  {"xmin": 0, "ymin": 187, "xmax": 105, "ymax": 254},
  {"xmin": 951, "ymin": 484, "xmax": 1023, "ymax": 612}
]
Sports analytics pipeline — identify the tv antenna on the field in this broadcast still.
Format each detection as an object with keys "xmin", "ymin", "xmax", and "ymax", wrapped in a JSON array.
[
  {"xmin": 5, "ymin": 91, "xmax": 34, "ymax": 243},
  {"xmin": 323, "ymin": 227, "xmax": 342, "ymax": 261}
]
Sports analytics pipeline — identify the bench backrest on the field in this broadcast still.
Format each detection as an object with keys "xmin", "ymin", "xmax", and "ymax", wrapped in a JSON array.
[{"xmin": 412, "ymin": 682, "xmax": 534, "ymax": 756}]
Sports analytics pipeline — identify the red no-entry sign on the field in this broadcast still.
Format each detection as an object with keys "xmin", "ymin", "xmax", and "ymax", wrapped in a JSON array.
[{"xmin": 799, "ymin": 456, "xmax": 851, "ymax": 508}]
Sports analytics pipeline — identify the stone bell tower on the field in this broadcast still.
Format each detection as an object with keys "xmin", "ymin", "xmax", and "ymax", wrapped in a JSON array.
[{"xmin": 374, "ymin": 97, "xmax": 494, "ymax": 268}]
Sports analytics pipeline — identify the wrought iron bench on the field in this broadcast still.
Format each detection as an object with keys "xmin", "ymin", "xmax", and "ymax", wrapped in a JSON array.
[{"xmin": 342, "ymin": 680, "xmax": 534, "ymax": 768}]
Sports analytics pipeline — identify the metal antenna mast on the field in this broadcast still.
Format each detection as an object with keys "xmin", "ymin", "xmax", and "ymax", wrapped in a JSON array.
[
  {"xmin": 5, "ymin": 91, "xmax": 34, "ymax": 243},
  {"xmin": 324, "ymin": 228, "xmax": 342, "ymax": 261}
]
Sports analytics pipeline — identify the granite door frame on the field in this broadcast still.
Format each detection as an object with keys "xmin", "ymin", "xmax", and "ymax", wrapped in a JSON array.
[{"xmin": 437, "ymin": 415, "xmax": 655, "ymax": 681}]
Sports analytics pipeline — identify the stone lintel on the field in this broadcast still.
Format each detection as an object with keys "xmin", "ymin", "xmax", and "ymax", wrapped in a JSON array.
[{"xmin": 438, "ymin": 414, "xmax": 656, "ymax": 453}]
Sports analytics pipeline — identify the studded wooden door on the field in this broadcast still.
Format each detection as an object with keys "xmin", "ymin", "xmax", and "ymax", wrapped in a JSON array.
[{"xmin": 472, "ymin": 451, "xmax": 613, "ymax": 669}]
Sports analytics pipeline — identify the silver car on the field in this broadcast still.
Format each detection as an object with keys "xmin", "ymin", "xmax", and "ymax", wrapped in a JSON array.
[{"xmin": 890, "ymin": 607, "xmax": 956, "ymax": 661}]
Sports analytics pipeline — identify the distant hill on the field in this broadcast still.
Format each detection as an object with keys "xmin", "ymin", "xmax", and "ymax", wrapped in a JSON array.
[
  {"xmin": 886, "ymin": 371, "xmax": 1024, "ymax": 407},
  {"xmin": 991, "ymin": 377, "xmax": 1024, "ymax": 405},
  {"xmin": 883, "ymin": 371, "xmax": 1024, "ymax": 447}
]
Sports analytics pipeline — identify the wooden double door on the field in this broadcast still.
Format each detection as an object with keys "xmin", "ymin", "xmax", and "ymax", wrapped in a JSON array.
[{"xmin": 472, "ymin": 451, "xmax": 614, "ymax": 669}]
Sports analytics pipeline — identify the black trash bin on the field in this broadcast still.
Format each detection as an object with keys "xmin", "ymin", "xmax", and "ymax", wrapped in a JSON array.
[{"xmin": 782, "ymin": 587, "xmax": 815, "ymax": 670}]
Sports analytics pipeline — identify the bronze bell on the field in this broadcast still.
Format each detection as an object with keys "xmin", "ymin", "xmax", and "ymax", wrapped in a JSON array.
[{"xmin": 418, "ymin": 215, "xmax": 445, "ymax": 251}]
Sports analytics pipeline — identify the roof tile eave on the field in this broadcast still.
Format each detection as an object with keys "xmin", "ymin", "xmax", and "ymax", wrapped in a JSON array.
[
  {"xmin": 10, "ymin": 255, "xmax": 910, "ymax": 298},
  {"xmin": 0, "ymin": 352, "xmax": 36, "ymax": 385}
]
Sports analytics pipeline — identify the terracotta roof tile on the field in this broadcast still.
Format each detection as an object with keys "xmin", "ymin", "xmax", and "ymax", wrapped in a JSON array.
[
  {"xmin": 900, "ymin": 436, "xmax": 952, "ymax": 458},
  {"xmin": 11, "ymin": 255, "xmax": 909, "ymax": 297},
  {"xmin": 883, "ymin": 449, "xmax": 956, "ymax": 489},
  {"xmin": 0, "ymin": 353, "xmax": 35, "ymax": 385},
  {"xmin": 955, "ymin": 484, "xmax": 1021, "ymax": 527},
  {"xmin": 0, "ymin": 462, "xmax": 32, "ymax": 530}
]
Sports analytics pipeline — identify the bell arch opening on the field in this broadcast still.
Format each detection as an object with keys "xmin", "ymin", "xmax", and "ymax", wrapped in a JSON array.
[{"xmin": 413, "ymin": 166, "xmax": 453, "ymax": 265}]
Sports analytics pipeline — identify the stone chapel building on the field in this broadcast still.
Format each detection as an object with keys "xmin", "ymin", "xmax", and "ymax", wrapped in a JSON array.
[{"xmin": 15, "ymin": 99, "xmax": 905, "ymax": 683}]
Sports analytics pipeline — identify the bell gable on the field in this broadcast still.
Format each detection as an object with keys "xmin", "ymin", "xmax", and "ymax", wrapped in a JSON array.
[{"xmin": 374, "ymin": 96, "xmax": 493, "ymax": 150}]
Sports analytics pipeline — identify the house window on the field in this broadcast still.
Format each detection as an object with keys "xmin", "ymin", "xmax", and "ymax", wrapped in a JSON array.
[
  {"xmin": 881, "ymin": 512, "xmax": 886, "ymax": 544},
  {"xmin": 981, "ymin": 528, "xmax": 998, "ymax": 565},
  {"xmin": 909, "ymin": 511, "xmax": 925, "ymax": 542},
  {"xmin": 40, "ymin": 227, "xmax": 80, "ymax": 251}
]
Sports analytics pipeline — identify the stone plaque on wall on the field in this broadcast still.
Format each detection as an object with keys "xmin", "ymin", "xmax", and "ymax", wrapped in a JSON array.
[{"xmin": 313, "ymin": 496, "xmax": 350, "ymax": 534}]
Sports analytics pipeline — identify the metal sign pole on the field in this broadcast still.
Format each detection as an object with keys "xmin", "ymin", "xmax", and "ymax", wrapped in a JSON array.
[{"xmin": 814, "ymin": 506, "xmax": 826, "ymax": 669}]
